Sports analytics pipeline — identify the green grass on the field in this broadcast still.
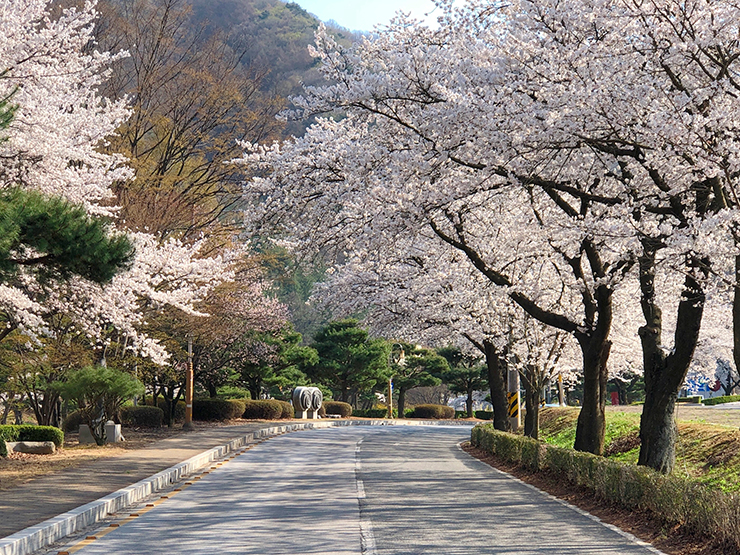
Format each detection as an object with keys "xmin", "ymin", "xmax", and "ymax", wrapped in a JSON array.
[{"xmin": 537, "ymin": 407, "xmax": 740, "ymax": 493}]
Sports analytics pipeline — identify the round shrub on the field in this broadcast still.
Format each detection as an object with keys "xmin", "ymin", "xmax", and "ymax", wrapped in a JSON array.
[
  {"xmin": 193, "ymin": 399, "xmax": 245, "ymax": 421},
  {"xmin": 0, "ymin": 425, "xmax": 19, "ymax": 443},
  {"xmin": 276, "ymin": 400, "xmax": 293, "ymax": 419},
  {"xmin": 16, "ymin": 425, "xmax": 64, "ymax": 447},
  {"xmin": 412, "ymin": 404, "xmax": 455, "ymax": 419},
  {"xmin": 242, "ymin": 400, "xmax": 283, "ymax": 420},
  {"xmin": 62, "ymin": 410, "xmax": 84, "ymax": 433},
  {"xmin": 0, "ymin": 424, "xmax": 65, "ymax": 447},
  {"xmin": 158, "ymin": 399, "xmax": 186, "ymax": 422},
  {"xmin": 120, "ymin": 406, "xmax": 164, "ymax": 428},
  {"xmin": 323, "ymin": 401, "xmax": 352, "ymax": 418}
]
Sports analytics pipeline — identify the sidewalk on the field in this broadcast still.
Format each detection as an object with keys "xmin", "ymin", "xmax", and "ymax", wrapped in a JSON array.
[{"xmin": 0, "ymin": 422, "xmax": 271, "ymax": 538}]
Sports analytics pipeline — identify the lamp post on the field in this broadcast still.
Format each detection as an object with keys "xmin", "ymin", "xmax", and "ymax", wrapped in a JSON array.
[{"xmin": 184, "ymin": 333, "xmax": 194, "ymax": 430}]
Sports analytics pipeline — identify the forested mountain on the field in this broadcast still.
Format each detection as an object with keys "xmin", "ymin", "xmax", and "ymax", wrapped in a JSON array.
[{"xmin": 188, "ymin": 0, "xmax": 359, "ymax": 95}]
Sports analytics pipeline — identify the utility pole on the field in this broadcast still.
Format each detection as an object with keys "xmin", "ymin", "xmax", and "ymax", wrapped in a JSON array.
[{"xmin": 184, "ymin": 334, "xmax": 194, "ymax": 430}]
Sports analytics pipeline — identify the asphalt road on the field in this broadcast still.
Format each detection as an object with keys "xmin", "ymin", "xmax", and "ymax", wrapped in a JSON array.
[{"xmin": 50, "ymin": 426, "xmax": 663, "ymax": 555}]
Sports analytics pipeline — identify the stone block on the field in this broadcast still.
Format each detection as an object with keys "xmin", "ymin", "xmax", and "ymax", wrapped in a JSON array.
[
  {"xmin": 105, "ymin": 421, "xmax": 124, "ymax": 443},
  {"xmin": 6, "ymin": 441, "xmax": 56, "ymax": 454},
  {"xmin": 78, "ymin": 424, "xmax": 96, "ymax": 444}
]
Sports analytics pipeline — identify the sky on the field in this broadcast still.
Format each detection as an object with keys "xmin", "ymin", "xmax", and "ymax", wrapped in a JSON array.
[{"xmin": 291, "ymin": 0, "xmax": 442, "ymax": 31}]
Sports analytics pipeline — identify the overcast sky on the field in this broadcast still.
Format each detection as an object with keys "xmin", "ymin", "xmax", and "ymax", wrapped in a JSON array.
[{"xmin": 292, "ymin": 0, "xmax": 442, "ymax": 31}]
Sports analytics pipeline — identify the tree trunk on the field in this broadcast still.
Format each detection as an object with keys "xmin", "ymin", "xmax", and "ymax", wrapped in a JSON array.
[
  {"xmin": 573, "ymin": 338, "xmax": 610, "ymax": 455},
  {"xmin": 248, "ymin": 378, "xmax": 261, "ymax": 401},
  {"xmin": 398, "ymin": 387, "xmax": 407, "ymax": 418},
  {"xmin": 523, "ymin": 366, "xmax": 540, "ymax": 439},
  {"xmin": 484, "ymin": 340, "xmax": 510, "ymax": 432},
  {"xmin": 208, "ymin": 382, "xmax": 217, "ymax": 398},
  {"xmin": 637, "ymin": 244, "xmax": 706, "ymax": 474},
  {"xmin": 734, "ymin": 251, "xmax": 740, "ymax": 395},
  {"xmin": 466, "ymin": 387, "xmax": 474, "ymax": 418}
]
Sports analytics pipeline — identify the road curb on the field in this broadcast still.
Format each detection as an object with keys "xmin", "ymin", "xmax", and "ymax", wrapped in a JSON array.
[{"xmin": 0, "ymin": 419, "xmax": 471, "ymax": 555}]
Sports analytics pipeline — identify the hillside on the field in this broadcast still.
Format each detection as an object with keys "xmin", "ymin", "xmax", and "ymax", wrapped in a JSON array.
[{"xmin": 189, "ymin": 0, "xmax": 358, "ymax": 95}]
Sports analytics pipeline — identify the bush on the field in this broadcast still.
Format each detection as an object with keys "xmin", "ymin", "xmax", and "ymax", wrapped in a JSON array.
[
  {"xmin": 677, "ymin": 395, "xmax": 703, "ymax": 404},
  {"xmin": 412, "ymin": 404, "xmax": 455, "ymax": 419},
  {"xmin": 242, "ymin": 400, "xmax": 283, "ymax": 420},
  {"xmin": 0, "ymin": 424, "xmax": 64, "ymax": 447},
  {"xmin": 0, "ymin": 425, "xmax": 19, "ymax": 443},
  {"xmin": 146, "ymin": 399, "xmax": 186, "ymax": 422},
  {"xmin": 276, "ymin": 400, "xmax": 293, "ymax": 419},
  {"xmin": 354, "ymin": 408, "xmax": 392, "ymax": 418},
  {"xmin": 703, "ymin": 395, "xmax": 740, "ymax": 406},
  {"xmin": 62, "ymin": 410, "xmax": 84, "ymax": 433},
  {"xmin": 475, "ymin": 410, "xmax": 494, "ymax": 420},
  {"xmin": 470, "ymin": 424, "xmax": 740, "ymax": 550},
  {"xmin": 120, "ymin": 406, "xmax": 164, "ymax": 428},
  {"xmin": 193, "ymin": 399, "xmax": 245, "ymax": 421},
  {"xmin": 323, "ymin": 401, "xmax": 352, "ymax": 417},
  {"xmin": 0, "ymin": 438, "xmax": 6, "ymax": 458}
]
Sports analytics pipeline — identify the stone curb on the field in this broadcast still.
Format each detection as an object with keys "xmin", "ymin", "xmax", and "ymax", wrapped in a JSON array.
[{"xmin": 0, "ymin": 419, "xmax": 472, "ymax": 555}]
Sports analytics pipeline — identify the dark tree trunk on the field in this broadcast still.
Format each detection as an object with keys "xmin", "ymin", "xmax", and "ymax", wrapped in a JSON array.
[
  {"xmin": 734, "ymin": 251, "xmax": 740, "ymax": 395},
  {"xmin": 637, "ymin": 243, "xmax": 706, "ymax": 473},
  {"xmin": 466, "ymin": 387, "xmax": 474, "ymax": 418},
  {"xmin": 398, "ymin": 387, "xmax": 407, "ymax": 418},
  {"xmin": 208, "ymin": 382, "xmax": 218, "ymax": 398},
  {"xmin": 573, "ymin": 338, "xmax": 610, "ymax": 455},
  {"xmin": 484, "ymin": 340, "xmax": 510, "ymax": 432},
  {"xmin": 523, "ymin": 366, "xmax": 540, "ymax": 439}
]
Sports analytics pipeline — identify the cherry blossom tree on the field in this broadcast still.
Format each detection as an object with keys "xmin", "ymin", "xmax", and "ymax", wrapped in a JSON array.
[
  {"xmin": 241, "ymin": 0, "xmax": 740, "ymax": 473},
  {"xmin": 0, "ymin": 0, "xmax": 232, "ymax": 363}
]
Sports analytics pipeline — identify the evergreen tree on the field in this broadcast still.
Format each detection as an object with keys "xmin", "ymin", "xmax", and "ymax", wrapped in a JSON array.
[{"xmin": 309, "ymin": 320, "xmax": 390, "ymax": 405}]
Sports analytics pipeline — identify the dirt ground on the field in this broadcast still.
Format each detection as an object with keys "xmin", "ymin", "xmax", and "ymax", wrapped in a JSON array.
[
  {"xmin": 462, "ymin": 443, "xmax": 738, "ymax": 555},
  {"xmin": 0, "ymin": 422, "xmax": 222, "ymax": 491}
]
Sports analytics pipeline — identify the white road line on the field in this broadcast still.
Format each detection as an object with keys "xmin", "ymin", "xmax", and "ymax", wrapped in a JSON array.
[{"xmin": 356, "ymin": 438, "xmax": 376, "ymax": 555}]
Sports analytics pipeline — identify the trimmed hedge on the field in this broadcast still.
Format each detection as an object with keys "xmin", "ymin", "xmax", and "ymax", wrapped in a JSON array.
[
  {"xmin": 323, "ymin": 401, "xmax": 352, "ymax": 418},
  {"xmin": 242, "ymin": 400, "xmax": 283, "ymax": 420},
  {"xmin": 412, "ymin": 404, "xmax": 455, "ymax": 419},
  {"xmin": 193, "ymin": 399, "xmax": 245, "ymax": 421},
  {"xmin": 354, "ymin": 408, "xmax": 390, "ymax": 418},
  {"xmin": 0, "ymin": 424, "xmax": 64, "ymax": 447},
  {"xmin": 703, "ymin": 395, "xmax": 740, "ymax": 406},
  {"xmin": 276, "ymin": 400, "xmax": 293, "ymax": 419},
  {"xmin": 471, "ymin": 424, "xmax": 740, "ymax": 549},
  {"xmin": 677, "ymin": 395, "xmax": 703, "ymax": 404},
  {"xmin": 455, "ymin": 410, "xmax": 494, "ymax": 419},
  {"xmin": 154, "ymin": 399, "xmax": 187, "ymax": 422},
  {"xmin": 120, "ymin": 406, "xmax": 164, "ymax": 428},
  {"xmin": 0, "ymin": 438, "xmax": 6, "ymax": 457}
]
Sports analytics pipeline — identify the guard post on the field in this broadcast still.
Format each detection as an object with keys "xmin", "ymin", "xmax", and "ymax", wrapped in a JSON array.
[{"xmin": 507, "ymin": 368, "xmax": 520, "ymax": 431}]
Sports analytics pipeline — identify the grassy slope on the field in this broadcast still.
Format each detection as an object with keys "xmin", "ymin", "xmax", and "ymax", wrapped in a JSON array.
[{"xmin": 539, "ymin": 407, "xmax": 740, "ymax": 493}]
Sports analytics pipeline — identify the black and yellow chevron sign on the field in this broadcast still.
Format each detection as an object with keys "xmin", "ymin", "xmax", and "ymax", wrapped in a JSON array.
[{"xmin": 507, "ymin": 392, "xmax": 519, "ymax": 418}]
